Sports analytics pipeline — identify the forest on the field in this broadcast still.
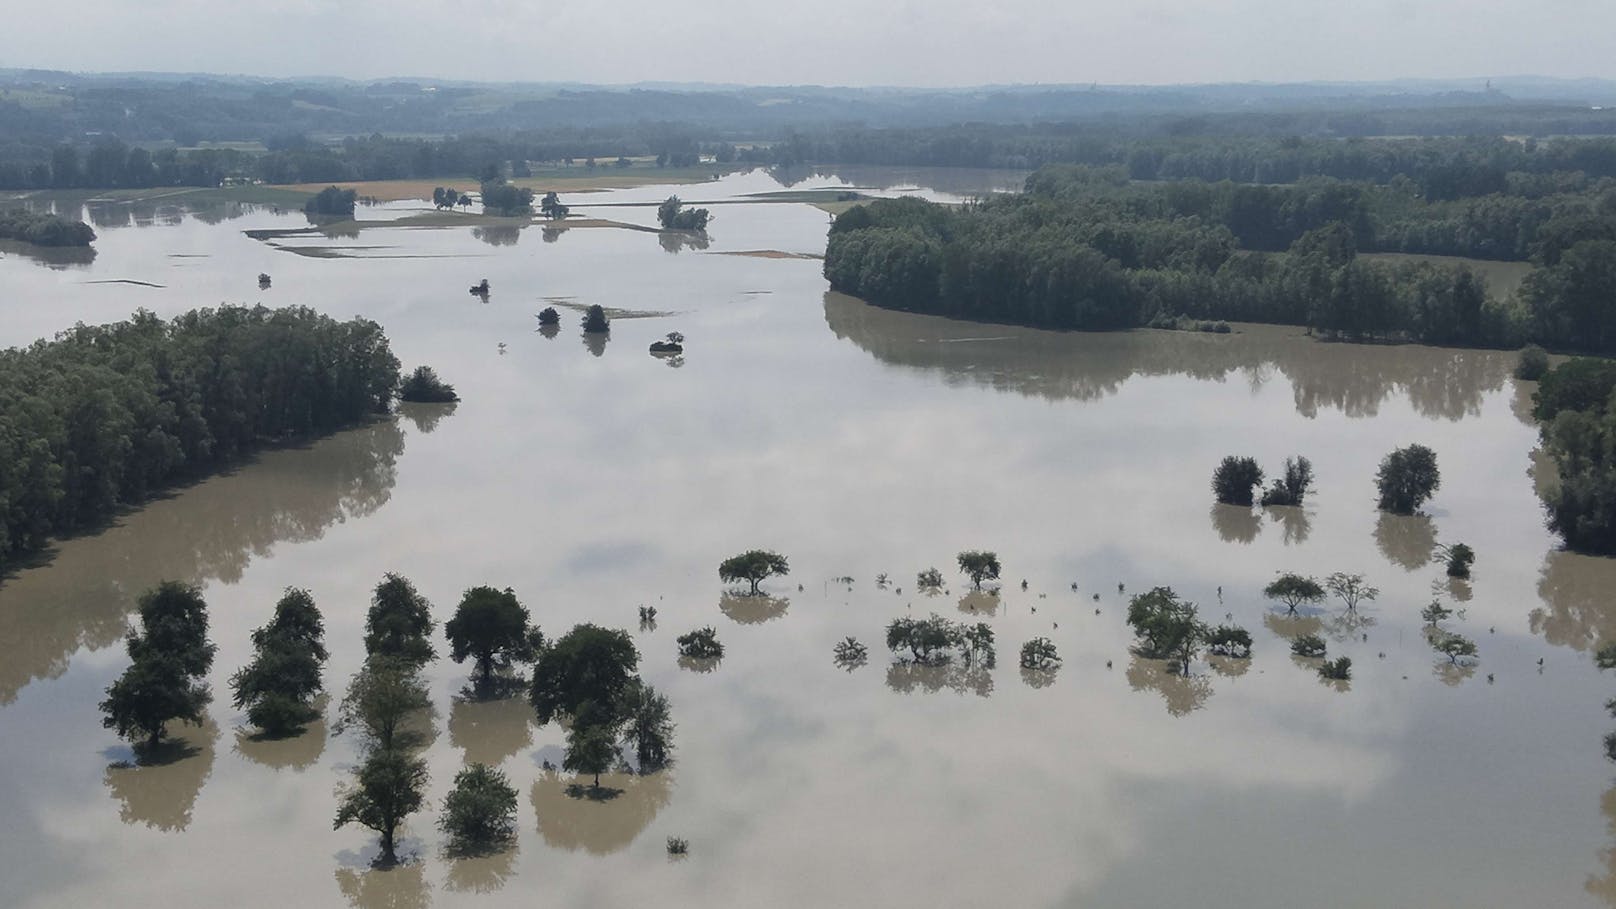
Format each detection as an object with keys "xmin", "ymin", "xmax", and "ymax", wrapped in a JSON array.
[
  {"xmin": 823, "ymin": 165, "xmax": 1616, "ymax": 351},
  {"xmin": 0, "ymin": 305, "xmax": 402, "ymax": 573}
]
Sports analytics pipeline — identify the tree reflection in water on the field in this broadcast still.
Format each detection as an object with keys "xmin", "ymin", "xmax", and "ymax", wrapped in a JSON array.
[
  {"xmin": 1126, "ymin": 657, "xmax": 1212, "ymax": 716},
  {"xmin": 333, "ymin": 860, "xmax": 431, "ymax": 909},
  {"xmin": 104, "ymin": 718, "xmax": 219, "ymax": 832},
  {"xmin": 1210, "ymin": 504, "xmax": 1261, "ymax": 544},
  {"xmin": 719, "ymin": 592, "xmax": 790, "ymax": 624},
  {"xmin": 530, "ymin": 768, "xmax": 672, "ymax": 855}
]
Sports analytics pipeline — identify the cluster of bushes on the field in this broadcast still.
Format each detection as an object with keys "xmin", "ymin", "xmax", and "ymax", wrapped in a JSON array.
[
  {"xmin": 657, "ymin": 196, "xmax": 711, "ymax": 231},
  {"xmin": 303, "ymin": 186, "xmax": 357, "ymax": 217},
  {"xmin": 0, "ymin": 208, "xmax": 95, "ymax": 246},
  {"xmin": 0, "ymin": 305, "xmax": 401, "ymax": 572}
]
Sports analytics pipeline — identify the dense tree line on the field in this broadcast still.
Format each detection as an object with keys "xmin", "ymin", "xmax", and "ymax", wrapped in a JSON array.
[
  {"xmin": 0, "ymin": 208, "xmax": 95, "ymax": 246},
  {"xmin": 1535, "ymin": 359, "xmax": 1616, "ymax": 553},
  {"xmin": 0, "ymin": 305, "xmax": 400, "ymax": 572},
  {"xmin": 825, "ymin": 166, "xmax": 1616, "ymax": 352}
]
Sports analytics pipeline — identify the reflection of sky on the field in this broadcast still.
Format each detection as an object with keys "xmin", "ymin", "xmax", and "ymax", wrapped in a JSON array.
[{"xmin": 1, "ymin": 170, "xmax": 1614, "ymax": 907}]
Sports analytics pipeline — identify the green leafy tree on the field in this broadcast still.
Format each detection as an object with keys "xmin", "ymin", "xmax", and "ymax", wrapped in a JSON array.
[
  {"xmin": 1376, "ymin": 444, "xmax": 1441, "ymax": 514},
  {"xmin": 916, "ymin": 567, "xmax": 944, "ymax": 590},
  {"xmin": 1421, "ymin": 600, "xmax": 1454, "ymax": 627},
  {"xmin": 365, "ymin": 574, "xmax": 436, "ymax": 668},
  {"xmin": 1205, "ymin": 624, "xmax": 1253, "ymax": 658},
  {"xmin": 563, "ymin": 710, "xmax": 621, "ymax": 789},
  {"xmin": 1444, "ymin": 543, "xmax": 1476, "ymax": 578},
  {"xmin": 1019, "ymin": 637, "xmax": 1060, "ymax": 669},
  {"xmin": 1318, "ymin": 656, "xmax": 1352, "ymax": 681},
  {"xmin": 885, "ymin": 614, "xmax": 964, "ymax": 664},
  {"xmin": 438, "ymin": 763, "xmax": 518, "ymax": 855},
  {"xmin": 529, "ymin": 624, "xmax": 640, "ymax": 725},
  {"xmin": 1434, "ymin": 632, "xmax": 1479, "ymax": 664},
  {"xmin": 305, "ymin": 186, "xmax": 358, "ymax": 217},
  {"xmin": 718, "ymin": 549, "xmax": 789, "ymax": 595},
  {"xmin": 398, "ymin": 366, "xmax": 459, "ymax": 404},
  {"xmin": 676, "ymin": 627, "xmax": 723, "ymax": 659},
  {"xmin": 1516, "ymin": 344, "xmax": 1550, "ymax": 381},
  {"xmin": 446, "ymin": 586, "xmax": 537, "ymax": 681},
  {"xmin": 1260, "ymin": 456, "xmax": 1314, "ymax": 507},
  {"xmin": 657, "ymin": 196, "xmax": 712, "ymax": 231},
  {"xmin": 479, "ymin": 181, "xmax": 534, "ymax": 216},
  {"xmin": 581, "ymin": 304, "xmax": 610, "ymax": 334},
  {"xmin": 956, "ymin": 551, "xmax": 1001, "ymax": 589},
  {"xmin": 617, "ymin": 681, "xmax": 675, "ymax": 771},
  {"xmin": 335, "ymin": 746, "xmax": 429, "ymax": 866},
  {"xmin": 1291, "ymin": 633, "xmax": 1327, "ymax": 658},
  {"xmin": 1125, "ymin": 587, "xmax": 1207, "ymax": 673},
  {"xmin": 100, "ymin": 581, "xmax": 216, "ymax": 748},
  {"xmin": 540, "ymin": 192, "xmax": 570, "ymax": 220},
  {"xmin": 1212, "ymin": 456, "xmax": 1264, "ymax": 506},
  {"xmin": 230, "ymin": 587, "xmax": 327, "ymax": 737},
  {"xmin": 1264, "ymin": 573, "xmax": 1326, "ymax": 614},
  {"xmin": 336, "ymin": 657, "xmax": 432, "ymax": 751}
]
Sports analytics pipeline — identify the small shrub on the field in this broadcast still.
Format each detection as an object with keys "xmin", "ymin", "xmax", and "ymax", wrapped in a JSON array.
[
  {"xmin": 667, "ymin": 836, "xmax": 689, "ymax": 856},
  {"xmin": 1596, "ymin": 643, "xmax": 1616, "ymax": 670},
  {"xmin": 833, "ymin": 637, "xmax": 868, "ymax": 668},
  {"xmin": 1291, "ymin": 633, "xmax": 1327, "ymax": 658},
  {"xmin": 582, "ymin": 304, "xmax": 610, "ymax": 334},
  {"xmin": 676, "ymin": 627, "xmax": 723, "ymax": 659},
  {"xmin": 537, "ymin": 306, "xmax": 561, "ymax": 325},
  {"xmin": 398, "ymin": 365, "xmax": 459, "ymax": 403},
  {"xmin": 1445, "ymin": 543, "xmax": 1475, "ymax": 578},
  {"xmin": 1515, "ymin": 344, "xmax": 1550, "ymax": 381},
  {"xmin": 1318, "ymin": 656, "xmax": 1352, "ymax": 681},
  {"xmin": 916, "ymin": 567, "xmax": 944, "ymax": 591}
]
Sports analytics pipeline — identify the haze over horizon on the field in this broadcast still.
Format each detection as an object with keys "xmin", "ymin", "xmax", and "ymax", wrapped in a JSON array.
[{"xmin": 2, "ymin": 0, "xmax": 1612, "ymax": 88}]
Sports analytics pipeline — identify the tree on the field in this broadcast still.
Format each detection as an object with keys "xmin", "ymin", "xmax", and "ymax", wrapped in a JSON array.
[
  {"xmin": 618, "ymin": 681, "xmax": 675, "ymax": 771},
  {"xmin": 398, "ymin": 366, "xmax": 459, "ymax": 404},
  {"xmin": 1019, "ymin": 637, "xmax": 1060, "ymax": 669},
  {"xmin": 563, "ymin": 714, "xmax": 621, "ymax": 790},
  {"xmin": 1324, "ymin": 573, "xmax": 1379, "ymax": 611},
  {"xmin": 1318, "ymin": 656, "xmax": 1352, "ymax": 681},
  {"xmin": 956, "ymin": 551, "xmax": 1001, "ymax": 589},
  {"xmin": 446, "ymin": 586, "xmax": 537, "ymax": 681},
  {"xmin": 1376, "ymin": 444, "xmax": 1441, "ymax": 513},
  {"xmin": 335, "ymin": 745, "xmax": 429, "ymax": 866},
  {"xmin": 1444, "ymin": 543, "xmax": 1476, "ymax": 578},
  {"xmin": 438, "ymin": 763, "xmax": 518, "ymax": 855},
  {"xmin": 1434, "ymin": 632, "xmax": 1479, "ymax": 664},
  {"xmin": 657, "ymin": 196, "xmax": 712, "ymax": 231},
  {"xmin": 100, "ymin": 581, "xmax": 216, "ymax": 748},
  {"xmin": 1260, "ymin": 456, "xmax": 1314, "ymax": 507},
  {"xmin": 916, "ymin": 567, "xmax": 944, "ymax": 590},
  {"xmin": 1421, "ymin": 600, "xmax": 1454, "ymax": 627},
  {"xmin": 537, "ymin": 306, "xmax": 561, "ymax": 326},
  {"xmin": 886, "ymin": 614, "xmax": 963, "ymax": 664},
  {"xmin": 365, "ymin": 574, "xmax": 436, "ymax": 668},
  {"xmin": 962, "ymin": 622, "xmax": 996, "ymax": 666},
  {"xmin": 1205, "ymin": 624, "xmax": 1253, "ymax": 658},
  {"xmin": 479, "ymin": 181, "xmax": 534, "ymax": 216},
  {"xmin": 1264, "ymin": 573, "xmax": 1326, "ymax": 614},
  {"xmin": 1125, "ymin": 587, "xmax": 1206, "ymax": 673},
  {"xmin": 540, "ymin": 192, "xmax": 569, "ymax": 220},
  {"xmin": 1291, "ymin": 634, "xmax": 1327, "ymax": 657},
  {"xmin": 529, "ymin": 624, "xmax": 640, "ymax": 725},
  {"xmin": 1212, "ymin": 456, "xmax": 1264, "ymax": 506},
  {"xmin": 581, "ymin": 304, "xmax": 610, "ymax": 334},
  {"xmin": 675, "ymin": 627, "xmax": 723, "ymax": 659},
  {"xmin": 305, "ymin": 186, "xmax": 358, "ymax": 217},
  {"xmin": 230, "ymin": 587, "xmax": 327, "ymax": 737},
  {"xmin": 1516, "ymin": 344, "xmax": 1550, "ymax": 381},
  {"xmin": 336, "ymin": 657, "xmax": 432, "ymax": 751},
  {"xmin": 718, "ymin": 550, "xmax": 789, "ymax": 595}
]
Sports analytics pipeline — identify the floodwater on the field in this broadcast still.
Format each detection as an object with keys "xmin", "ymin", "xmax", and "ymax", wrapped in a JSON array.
[{"xmin": 2, "ymin": 166, "xmax": 1615, "ymax": 908}]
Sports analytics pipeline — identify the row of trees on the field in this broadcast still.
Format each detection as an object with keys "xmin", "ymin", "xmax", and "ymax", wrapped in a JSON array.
[
  {"xmin": 0, "ymin": 305, "xmax": 402, "ymax": 573},
  {"xmin": 1213, "ymin": 448, "xmax": 1438, "ymax": 514}
]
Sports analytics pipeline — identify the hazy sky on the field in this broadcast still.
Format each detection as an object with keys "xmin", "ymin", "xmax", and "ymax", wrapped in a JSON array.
[{"xmin": 1, "ymin": 0, "xmax": 1612, "ymax": 86}]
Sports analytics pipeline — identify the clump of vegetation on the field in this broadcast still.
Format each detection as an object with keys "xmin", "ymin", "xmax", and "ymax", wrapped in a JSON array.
[
  {"xmin": 365, "ymin": 574, "xmax": 437, "ymax": 669},
  {"xmin": 719, "ymin": 550, "xmax": 789, "ymax": 595},
  {"xmin": 582, "ymin": 304, "xmax": 610, "ymax": 334},
  {"xmin": 445, "ymin": 586, "xmax": 540, "ymax": 683},
  {"xmin": 1421, "ymin": 600, "xmax": 1454, "ymax": 627},
  {"xmin": 676, "ymin": 627, "xmax": 724, "ymax": 659},
  {"xmin": 537, "ymin": 306, "xmax": 561, "ymax": 325},
  {"xmin": 1290, "ymin": 633, "xmax": 1327, "ymax": 658},
  {"xmin": 540, "ymin": 191, "xmax": 570, "ymax": 220},
  {"xmin": 305, "ymin": 185, "xmax": 357, "ymax": 217},
  {"xmin": 833, "ymin": 637, "xmax": 869, "ymax": 669},
  {"xmin": 1535, "ymin": 359, "xmax": 1616, "ymax": 553},
  {"xmin": 1515, "ymin": 344, "xmax": 1550, "ymax": 381},
  {"xmin": 1205, "ymin": 624, "xmax": 1253, "ymax": 658},
  {"xmin": 398, "ymin": 365, "xmax": 459, "ymax": 404},
  {"xmin": 230, "ymin": 587, "xmax": 327, "ymax": 737},
  {"xmin": 667, "ymin": 836, "xmax": 689, "ymax": 857},
  {"xmin": 619, "ymin": 680, "xmax": 675, "ymax": 771},
  {"xmin": 916, "ymin": 567, "xmax": 945, "ymax": 591},
  {"xmin": 1318, "ymin": 656, "xmax": 1353, "ymax": 681},
  {"xmin": 1019, "ymin": 637, "xmax": 1061, "ymax": 670},
  {"xmin": 956, "ymin": 550, "xmax": 1002, "ymax": 589},
  {"xmin": 1596, "ymin": 643, "xmax": 1616, "ymax": 670},
  {"xmin": 1259, "ymin": 456, "xmax": 1314, "ymax": 507},
  {"xmin": 431, "ymin": 186, "xmax": 461, "ymax": 209},
  {"xmin": 1125, "ymin": 587, "xmax": 1207, "ymax": 674},
  {"xmin": 438, "ymin": 763, "xmax": 518, "ymax": 855},
  {"xmin": 962, "ymin": 623, "xmax": 996, "ymax": 666},
  {"xmin": 657, "ymin": 196, "xmax": 712, "ymax": 231},
  {"xmin": 1212, "ymin": 456, "xmax": 1264, "ymax": 506},
  {"xmin": 480, "ymin": 180, "xmax": 534, "ymax": 216},
  {"xmin": 1325, "ymin": 573, "xmax": 1379, "ymax": 611},
  {"xmin": 335, "ymin": 742, "xmax": 429, "ymax": 866},
  {"xmin": 100, "ymin": 581, "xmax": 217, "ymax": 749},
  {"xmin": 0, "ymin": 208, "xmax": 96, "ymax": 246},
  {"xmin": 1376, "ymin": 444, "xmax": 1441, "ymax": 514},
  {"xmin": 1264, "ymin": 572, "xmax": 1325, "ymax": 614},
  {"xmin": 529, "ymin": 624, "xmax": 639, "ymax": 725},
  {"xmin": 886, "ymin": 614, "xmax": 974, "ymax": 664},
  {"xmin": 1444, "ymin": 543, "xmax": 1476, "ymax": 578},
  {"xmin": 1433, "ymin": 632, "xmax": 1479, "ymax": 664}
]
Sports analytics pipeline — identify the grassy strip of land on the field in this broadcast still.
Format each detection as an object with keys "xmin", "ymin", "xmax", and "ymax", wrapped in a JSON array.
[{"xmin": 285, "ymin": 164, "xmax": 746, "ymax": 203}]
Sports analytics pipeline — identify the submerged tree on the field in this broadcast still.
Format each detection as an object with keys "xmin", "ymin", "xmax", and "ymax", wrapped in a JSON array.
[
  {"xmin": 563, "ymin": 705, "xmax": 621, "ymax": 790},
  {"xmin": 1318, "ymin": 656, "xmax": 1353, "ymax": 681},
  {"xmin": 365, "ymin": 574, "xmax": 436, "ymax": 669},
  {"xmin": 581, "ymin": 304, "xmax": 610, "ymax": 334},
  {"xmin": 675, "ymin": 627, "xmax": 723, "ymax": 659},
  {"xmin": 537, "ymin": 306, "xmax": 561, "ymax": 326},
  {"xmin": 446, "ymin": 586, "xmax": 538, "ymax": 682},
  {"xmin": 529, "ymin": 624, "xmax": 640, "ymax": 725},
  {"xmin": 886, "ymin": 614, "xmax": 964, "ymax": 664},
  {"xmin": 100, "ymin": 581, "xmax": 217, "ymax": 749},
  {"xmin": 833, "ymin": 637, "xmax": 869, "ymax": 669},
  {"xmin": 1291, "ymin": 633, "xmax": 1327, "ymax": 658},
  {"xmin": 1125, "ymin": 587, "xmax": 1207, "ymax": 674},
  {"xmin": 617, "ymin": 681, "xmax": 675, "ymax": 771},
  {"xmin": 336, "ymin": 657, "xmax": 432, "ymax": 751},
  {"xmin": 1212, "ymin": 456, "xmax": 1264, "ymax": 506},
  {"xmin": 1325, "ymin": 572, "xmax": 1379, "ymax": 611},
  {"xmin": 916, "ymin": 567, "xmax": 945, "ymax": 591},
  {"xmin": 956, "ymin": 551, "xmax": 1002, "ymax": 590},
  {"xmin": 1421, "ymin": 600, "xmax": 1454, "ymax": 627},
  {"xmin": 1264, "ymin": 573, "xmax": 1326, "ymax": 614},
  {"xmin": 657, "ymin": 196, "xmax": 712, "ymax": 231},
  {"xmin": 1019, "ymin": 637, "xmax": 1061, "ymax": 670},
  {"xmin": 230, "ymin": 587, "xmax": 328, "ymax": 737},
  {"xmin": 335, "ymin": 745, "xmax": 429, "ymax": 866},
  {"xmin": 1205, "ymin": 624, "xmax": 1253, "ymax": 658},
  {"xmin": 1444, "ymin": 543, "xmax": 1476, "ymax": 579},
  {"xmin": 1433, "ymin": 632, "xmax": 1479, "ymax": 664},
  {"xmin": 718, "ymin": 550, "xmax": 790, "ymax": 595},
  {"xmin": 398, "ymin": 366, "xmax": 459, "ymax": 404},
  {"xmin": 1377, "ymin": 444, "xmax": 1441, "ymax": 514},
  {"xmin": 1260, "ymin": 456, "xmax": 1315, "ymax": 507},
  {"xmin": 438, "ymin": 762, "xmax": 518, "ymax": 855},
  {"xmin": 540, "ymin": 192, "xmax": 570, "ymax": 220}
]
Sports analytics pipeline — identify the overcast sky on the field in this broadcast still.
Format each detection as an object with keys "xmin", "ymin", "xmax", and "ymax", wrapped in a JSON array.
[{"xmin": 1, "ymin": 0, "xmax": 1611, "ymax": 86}]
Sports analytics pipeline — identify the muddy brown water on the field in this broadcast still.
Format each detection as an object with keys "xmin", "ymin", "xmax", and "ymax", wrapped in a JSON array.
[{"xmin": 3, "ymin": 167, "xmax": 1615, "ymax": 908}]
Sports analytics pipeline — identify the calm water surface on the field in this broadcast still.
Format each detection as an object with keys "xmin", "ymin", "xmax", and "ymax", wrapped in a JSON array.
[{"xmin": 2, "ymin": 167, "xmax": 1614, "ymax": 908}]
